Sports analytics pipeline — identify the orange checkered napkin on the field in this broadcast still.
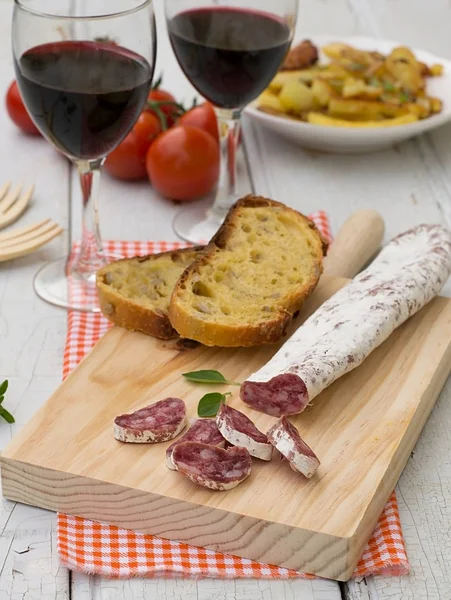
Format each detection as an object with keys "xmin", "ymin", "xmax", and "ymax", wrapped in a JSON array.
[{"xmin": 57, "ymin": 212, "xmax": 409, "ymax": 580}]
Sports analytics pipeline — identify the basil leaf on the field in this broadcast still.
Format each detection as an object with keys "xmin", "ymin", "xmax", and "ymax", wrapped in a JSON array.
[
  {"xmin": 183, "ymin": 370, "xmax": 240, "ymax": 386},
  {"xmin": 0, "ymin": 380, "xmax": 8, "ymax": 396},
  {"xmin": 197, "ymin": 392, "xmax": 230, "ymax": 418},
  {"xmin": 0, "ymin": 407, "xmax": 15, "ymax": 424},
  {"xmin": 0, "ymin": 396, "xmax": 4, "ymax": 405}
]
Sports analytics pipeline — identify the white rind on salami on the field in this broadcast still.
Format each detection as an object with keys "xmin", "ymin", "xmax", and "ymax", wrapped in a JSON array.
[
  {"xmin": 172, "ymin": 442, "xmax": 252, "ymax": 491},
  {"xmin": 114, "ymin": 398, "xmax": 187, "ymax": 443},
  {"xmin": 241, "ymin": 224, "xmax": 451, "ymax": 417},
  {"xmin": 216, "ymin": 404, "xmax": 273, "ymax": 461},
  {"xmin": 165, "ymin": 419, "xmax": 225, "ymax": 470},
  {"xmin": 267, "ymin": 417, "xmax": 320, "ymax": 478}
]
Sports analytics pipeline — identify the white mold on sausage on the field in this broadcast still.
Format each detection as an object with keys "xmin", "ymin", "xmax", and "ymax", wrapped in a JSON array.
[{"xmin": 241, "ymin": 224, "xmax": 451, "ymax": 417}]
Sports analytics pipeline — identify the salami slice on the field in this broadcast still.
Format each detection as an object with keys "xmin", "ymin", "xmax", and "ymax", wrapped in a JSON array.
[
  {"xmin": 114, "ymin": 398, "xmax": 187, "ymax": 443},
  {"xmin": 216, "ymin": 404, "xmax": 272, "ymax": 461},
  {"xmin": 172, "ymin": 442, "xmax": 252, "ymax": 491},
  {"xmin": 267, "ymin": 417, "xmax": 320, "ymax": 478},
  {"xmin": 166, "ymin": 419, "xmax": 225, "ymax": 470},
  {"xmin": 241, "ymin": 224, "xmax": 451, "ymax": 417}
]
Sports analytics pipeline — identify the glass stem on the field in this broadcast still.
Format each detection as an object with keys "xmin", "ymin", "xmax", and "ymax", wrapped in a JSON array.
[
  {"xmin": 71, "ymin": 159, "xmax": 106, "ymax": 279},
  {"xmin": 208, "ymin": 108, "xmax": 241, "ymax": 220}
]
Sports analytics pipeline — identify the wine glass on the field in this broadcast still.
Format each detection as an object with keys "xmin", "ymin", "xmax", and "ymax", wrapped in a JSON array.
[
  {"xmin": 12, "ymin": 0, "xmax": 156, "ymax": 311},
  {"xmin": 165, "ymin": 0, "xmax": 297, "ymax": 243}
]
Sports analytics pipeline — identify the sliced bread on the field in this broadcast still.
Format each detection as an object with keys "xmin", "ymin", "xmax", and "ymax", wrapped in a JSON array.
[
  {"xmin": 96, "ymin": 247, "xmax": 203, "ymax": 339},
  {"xmin": 168, "ymin": 195, "xmax": 328, "ymax": 347}
]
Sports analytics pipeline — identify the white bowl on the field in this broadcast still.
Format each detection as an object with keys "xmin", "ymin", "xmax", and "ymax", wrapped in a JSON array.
[{"xmin": 245, "ymin": 35, "xmax": 451, "ymax": 154}]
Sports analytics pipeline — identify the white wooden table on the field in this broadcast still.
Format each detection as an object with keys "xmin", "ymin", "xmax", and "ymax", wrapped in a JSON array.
[{"xmin": 1, "ymin": 0, "xmax": 451, "ymax": 598}]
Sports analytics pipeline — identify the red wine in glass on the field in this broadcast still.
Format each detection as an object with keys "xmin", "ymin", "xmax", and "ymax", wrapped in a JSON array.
[
  {"xmin": 167, "ymin": 8, "xmax": 291, "ymax": 110},
  {"xmin": 15, "ymin": 41, "xmax": 153, "ymax": 160},
  {"xmin": 165, "ymin": 3, "xmax": 295, "ymax": 244},
  {"xmin": 12, "ymin": 0, "xmax": 156, "ymax": 312}
]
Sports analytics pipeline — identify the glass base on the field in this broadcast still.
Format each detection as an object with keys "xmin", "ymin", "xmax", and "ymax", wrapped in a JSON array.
[
  {"xmin": 173, "ymin": 197, "xmax": 230, "ymax": 244},
  {"xmin": 34, "ymin": 256, "xmax": 119, "ymax": 312}
]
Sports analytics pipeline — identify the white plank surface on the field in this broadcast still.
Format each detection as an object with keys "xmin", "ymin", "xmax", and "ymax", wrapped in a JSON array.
[{"xmin": 1, "ymin": 0, "xmax": 451, "ymax": 599}]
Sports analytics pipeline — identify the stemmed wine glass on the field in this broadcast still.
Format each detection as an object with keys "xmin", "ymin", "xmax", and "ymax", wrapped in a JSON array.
[
  {"xmin": 12, "ymin": 0, "xmax": 156, "ymax": 311},
  {"xmin": 165, "ymin": 0, "xmax": 297, "ymax": 243}
]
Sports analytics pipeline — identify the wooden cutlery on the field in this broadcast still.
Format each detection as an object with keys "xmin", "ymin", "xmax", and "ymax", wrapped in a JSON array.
[
  {"xmin": 0, "ymin": 218, "xmax": 63, "ymax": 262},
  {"xmin": 0, "ymin": 182, "xmax": 34, "ymax": 230}
]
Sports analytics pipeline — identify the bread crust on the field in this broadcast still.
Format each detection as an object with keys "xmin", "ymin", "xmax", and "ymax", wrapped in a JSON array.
[
  {"xmin": 168, "ymin": 195, "xmax": 328, "ymax": 347},
  {"xmin": 96, "ymin": 247, "xmax": 204, "ymax": 339}
]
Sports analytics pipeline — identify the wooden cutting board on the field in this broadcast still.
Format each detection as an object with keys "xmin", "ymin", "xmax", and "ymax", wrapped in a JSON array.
[{"xmin": 3, "ymin": 212, "xmax": 451, "ymax": 581}]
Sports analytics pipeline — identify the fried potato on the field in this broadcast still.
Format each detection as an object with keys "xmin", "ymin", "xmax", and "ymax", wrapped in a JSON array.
[
  {"xmin": 322, "ymin": 43, "xmax": 384, "ymax": 77},
  {"xmin": 317, "ymin": 62, "xmax": 352, "ymax": 80},
  {"xmin": 269, "ymin": 69, "xmax": 320, "ymax": 92},
  {"xmin": 311, "ymin": 79, "xmax": 333, "ymax": 108},
  {"xmin": 257, "ymin": 39, "xmax": 443, "ymax": 128},
  {"xmin": 408, "ymin": 98, "xmax": 431, "ymax": 118},
  {"xmin": 430, "ymin": 64, "xmax": 444, "ymax": 76},
  {"xmin": 321, "ymin": 42, "xmax": 348, "ymax": 61},
  {"xmin": 307, "ymin": 112, "xmax": 418, "ymax": 127},
  {"xmin": 328, "ymin": 97, "xmax": 410, "ymax": 120},
  {"xmin": 385, "ymin": 47, "xmax": 424, "ymax": 93},
  {"xmin": 257, "ymin": 91, "xmax": 284, "ymax": 112},
  {"xmin": 430, "ymin": 97, "xmax": 443, "ymax": 113},
  {"xmin": 279, "ymin": 80, "xmax": 313, "ymax": 113},
  {"xmin": 322, "ymin": 43, "xmax": 373, "ymax": 66},
  {"xmin": 342, "ymin": 77, "xmax": 383, "ymax": 99}
]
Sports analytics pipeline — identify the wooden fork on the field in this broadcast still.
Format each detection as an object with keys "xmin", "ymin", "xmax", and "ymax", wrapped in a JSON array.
[
  {"xmin": 0, "ymin": 182, "xmax": 34, "ymax": 230},
  {"xmin": 0, "ymin": 218, "xmax": 64, "ymax": 262}
]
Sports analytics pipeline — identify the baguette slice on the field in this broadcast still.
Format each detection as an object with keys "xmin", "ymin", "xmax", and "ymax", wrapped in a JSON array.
[
  {"xmin": 96, "ymin": 247, "xmax": 204, "ymax": 339},
  {"xmin": 168, "ymin": 195, "xmax": 327, "ymax": 347}
]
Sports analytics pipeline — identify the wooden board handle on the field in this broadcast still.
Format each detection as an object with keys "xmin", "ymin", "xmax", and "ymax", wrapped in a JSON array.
[{"xmin": 323, "ymin": 210, "xmax": 385, "ymax": 279}]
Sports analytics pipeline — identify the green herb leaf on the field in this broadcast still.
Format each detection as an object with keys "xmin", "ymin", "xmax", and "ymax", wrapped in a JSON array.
[
  {"xmin": 383, "ymin": 80, "xmax": 395, "ymax": 92},
  {"xmin": 0, "ymin": 407, "xmax": 15, "ymax": 424},
  {"xmin": 0, "ymin": 396, "xmax": 4, "ymax": 405},
  {"xmin": 183, "ymin": 370, "xmax": 240, "ymax": 386},
  {"xmin": 0, "ymin": 380, "xmax": 8, "ymax": 396},
  {"xmin": 399, "ymin": 92, "xmax": 410, "ymax": 103},
  {"xmin": 197, "ymin": 392, "xmax": 231, "ymax": 418},
  {"xmin": 348, "ymin": 62, "xmax": 365, "ymax": 71}
]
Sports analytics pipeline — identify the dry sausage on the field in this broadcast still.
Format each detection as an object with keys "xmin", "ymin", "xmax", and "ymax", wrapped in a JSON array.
[
  {"xmin": 216, "ymin": 404, "xmax": 272, "ymax": 461},
  {"xmin": 267, "ymin": 417, "xmax": 320, "ymax": 478},
  {"xmin": 166, "ymin": 419, "xmax": 225, "ymax": 470},
  {"xmin": 172, "ymin": 442, "xmax": 252, "ymax": 491},
  {"xmin": 241, "ymin": 225, "xmax": 451, "ymax": 416},
  {"xmin": 114, "ymin": 397, "xmax": 187, "ymax": 443}
]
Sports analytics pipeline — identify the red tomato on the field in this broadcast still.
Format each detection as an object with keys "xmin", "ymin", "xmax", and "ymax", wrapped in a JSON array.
[
  {"xmin": 104, "ymin": 112, "xmax": 162, "ymax": 181},
  {"xmin": 178, "ymin": 102, "xmax": 219, "ymax": 144},
  {"xmin": 147, "ymin": 88, "xmax": 180, "ymax": 128},
  {"xmin": 133, "ymin": 111, "xmax": 162, "ymax": 155},
  {"xmin": 146, "ymin": 125, "xmax": 219, "ymax": 202},
  {"xmin": 104, "ymin": 132, "xmax": 148, "ymax": 181},
  {"xmin": 5, "ymin": 80, "xmax": 40, "ymax": 135}
]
